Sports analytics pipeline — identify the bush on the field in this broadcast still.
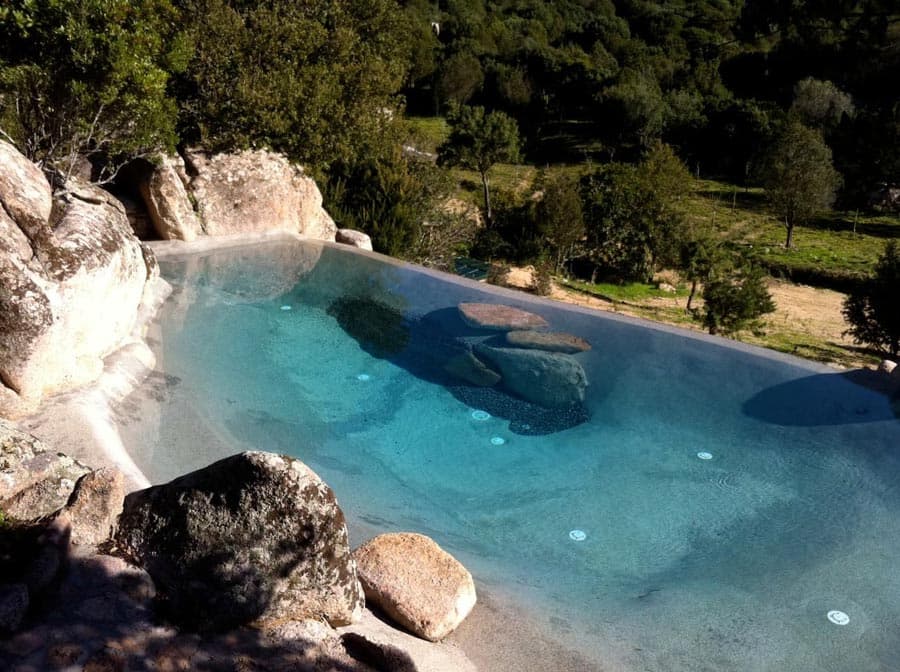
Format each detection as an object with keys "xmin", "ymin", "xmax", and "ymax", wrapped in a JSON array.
[
  {"xmin": 532, "ymin": 260, "xmax": 554, "ymax": 296},
  {"xmin": 702, "ymin": 264, "xmax": 776, "ymax": 336},
  {"xmin": 843, "ymin": 241, "xmax": 900, "ymax": 357}
]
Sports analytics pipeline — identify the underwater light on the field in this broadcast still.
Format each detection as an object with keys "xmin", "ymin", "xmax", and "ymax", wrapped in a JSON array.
[
  {"xmin": 569, "ymin": 529, "xmax": 587, "ymax": 541},
  {"xmin": 697, "ymin": 451, "xmax": 713, "ymax": 460},
  {"xmin": 827, "ymin": 610, "xmax": 850, "ymax": 625},
  {"xmin": 356, "ymin": 374, "xmax": 371, "ymax": 381},
  {"xmin": 471, "ymin": 409, "xmax": 491, "ymax": 421},
  {"xmin": 490, "ymin": 436, "xmax": 506, "ymax": 446}
]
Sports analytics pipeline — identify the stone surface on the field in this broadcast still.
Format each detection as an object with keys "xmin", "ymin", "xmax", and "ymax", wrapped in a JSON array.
[
  {"xmin": 340, "ymin": 609, "xmax": 478, "ymax": 672},
  {"xmin": 0, "ymin": 420, "xmax": 91, "ymax": 519},
  {"xmin": 113, "ymin": 451, "xmax": 363, "ymax": 630},
  {"xmin": 443, "ymin": 351, "xmax": 501, "ymax": 387},
  {"xmin": 0, "ymin": 584, "xmax": 29, "ymax": 634},
  {"xmin": 183, "ymin": 148, "xmax": 336, "ymax": 241},
  {"xmin": 353, "ymin": 533, "xmax": 476, "ymax": 642},
  {"xmin": 878, "ymin": 359, "xmax": 897, "ymax": 375},
  {"xmin": 139, "ymin": 155, "xmax": 201, "ymax": 241},
  {"xmin": 336, "ymin": 229, "xmax": 373, "ymax": 251},
  {"xmin": 56, "ymin": 467, "xmax": 125, "ymax": 546},
  {"xmin": 505, "ymin": 330, "xmax": 591, "ymax": 353},
  {"xmin": 476, "ymin": 345, "xmax": 588, "ymax": 408},
  {"xmin": 457, "ymin": 302, "xmax": 548, "ymax": 331},
  {"xmin": 0, "ymin": 141, "xmax": 156, "ymax": 417}
]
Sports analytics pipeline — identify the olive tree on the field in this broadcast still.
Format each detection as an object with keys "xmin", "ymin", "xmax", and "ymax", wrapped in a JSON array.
[
  {"xmin": 437, "ymin": 104, "xmax": 521, "ymax": 226},
  {"xmin": 759, "ymin": 121, "xmax": 841, "ymax": 248}
]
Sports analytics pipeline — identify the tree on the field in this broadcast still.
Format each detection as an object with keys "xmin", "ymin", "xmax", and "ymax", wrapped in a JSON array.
[
  {"xmin": 535, "ymin": 173, "xmax": 584, "ymax": 274},
  {"xmin": 790, "ymin": 78, "xmax": 854, "ymax": 132},
  {"xmin": 0, "ymin": 0, "xmax": 188, "ymax": 182},
  {"xmin": 437, "ymin": 104, "xmax": 521, "ymax": 226},
  {"xmin": 759, "ymin": 121, "xmax": 841, "ymax": 249},
  {"xmin": 843, "ymin": 241, "xmax": 900, "ymax": 357},
  {"xmin": 702, "ymin": 263, "xmax": 775, "ymax": 336}
]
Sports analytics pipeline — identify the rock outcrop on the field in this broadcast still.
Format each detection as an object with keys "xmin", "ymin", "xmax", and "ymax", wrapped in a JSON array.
[
  {"xmin": 174, "ymin": 148, "xmax": 337, "ymax": 241},
  {"xmin": 458, "ymin": 302, "xmax": 548, "ymax": 331},
  {"xmin": 138, "ymin": 154, "xmax": 202, "ymax": 241},
  {"xmin": 113, "ymin": 451, "xmax": 364, "ymax": 630},
  {"xmin": 476, "ymin": 345, "xmax": 588, "ymax": 408},
  {"xmin": 53, "ymin": 467, "xmax": 125, "ymax": 546},
  {"xmin": 0, "ymin": 419, "xmax": 91, "ymax": 519},
  {"xmin": 0, "ymin": 140, "xmax": 158, "ymax": 417},
  {"xmin": 353, "ymin": 533, "xmax": 476, "ymax": 642}
]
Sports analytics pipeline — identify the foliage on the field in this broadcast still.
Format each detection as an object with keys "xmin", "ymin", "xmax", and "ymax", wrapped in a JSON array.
[
  {"xmin": 534, "ymin": 172, "xmax": 585, "ymax": 273},
  {"xmin": 325, "ymin": 150, "xmax": 452, "ymax": 258},
  {"xmin": 531, "ymin": 259, "xmax": 553, "ymax": 296},
  {"xmin": 173, "ymin": 0, "xmax": 409, "ymax": 169},
  {"xmin": 437, "ymin": 104, "xmax": 521, "ymax": 225},
  {"xmin": 579, "ymin": 143, "xmax": 690, "ymax": 282},
  {"xmin": 790, "ymin": 78, "xmax": 854, "ymax": 131},
  {"xmin": 702, "ymin": 263, "xmax": 776, "ymax": 336},
  {"xmin": 759, "ymin": 121, "xmax": 842, "ymax": 248},
  {"xmin": 486, "ymin": 261, "xmax": 510, "ymax": 287},
  {"xmin": 843, "ymin": 241, "xmax": 900, "ymax": 357},
  {"xmin": 0, "ymin": 0, "xmax": 188, "ymax": 181}
]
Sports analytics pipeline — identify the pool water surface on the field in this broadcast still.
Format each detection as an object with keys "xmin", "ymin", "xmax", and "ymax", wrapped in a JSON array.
[{"xmin": 126, "ymin": 239, "xmax": 900, "ymax": 671}]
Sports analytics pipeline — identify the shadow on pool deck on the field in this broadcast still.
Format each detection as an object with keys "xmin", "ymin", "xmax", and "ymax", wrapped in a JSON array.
[{"xmin": 742, "ymin": 368, "xmax": 900, "ymax": 426}]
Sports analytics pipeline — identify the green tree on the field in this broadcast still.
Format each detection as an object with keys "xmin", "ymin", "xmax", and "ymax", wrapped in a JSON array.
[
  {"xmin": 790, "ymin": 78, "xmax": 854, "ymax": 131},
  {"xmin": 759, "ymin": 121, "xmax": 841, "ymax": 249},
  {"xmin": 174, "ymin": 0, "xmax": 408, "ymax": 169},
  {"xmin": 843, "ymin": 241, "xmax": 900, "ymax": 357},
  {"xmin": 702, "ymin": 263, "xmax": 775, "ymax": 336},
  {"xmin": 0, "ymin": 0, "xmax": 188, "ymax": 181},
  {"xmin": 437, "ymin": 104, "xmax": 521, "ymax": 226},
  {"xmin": 535, "ymin": 173, "xmax": 584, "ymax": 274}
]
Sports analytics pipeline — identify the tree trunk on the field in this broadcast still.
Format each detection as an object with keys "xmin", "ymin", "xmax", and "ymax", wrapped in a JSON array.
[
  {"xmin": 687, "ymin": 279, "xmax": 698, "ymax": 312},
  {"xmin": 480, "ymin": 170, "xmax": 492, "ymax": 227},
  {"xmin": 785, "ymin": 218, "xmax": 794, "ymax": 249}
]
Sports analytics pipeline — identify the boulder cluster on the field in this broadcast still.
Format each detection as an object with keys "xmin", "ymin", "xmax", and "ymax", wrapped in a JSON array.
[
  {"xmin": 446, "ymin": 302, "xmax": 591, "ymax": 409},
  {"xmin": 0, "ymin": 420, "xmax": 477, "ymax": 671}
]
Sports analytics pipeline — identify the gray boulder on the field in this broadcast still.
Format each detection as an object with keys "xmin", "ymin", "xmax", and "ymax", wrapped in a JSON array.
[
  {"xmin": 54, "ymin": 467, "xmax": 126, "ymax": 546},
  {"xmin": 0, "ymin": 584, "xmax": 29, "ymax": 634},
  {"xmin": 476, "ymin": 345, "xmax": 587, "ymax": 408},
  {"xmin": 443, "ymin": 351, "xmax": 501, "ymax": 387},
  {"xmin": 113, "ymin": 451, "xmax": 364, "ymax": 630}
]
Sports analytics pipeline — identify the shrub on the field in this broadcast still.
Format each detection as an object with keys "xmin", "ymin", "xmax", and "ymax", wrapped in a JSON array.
[
  {"xmin": 702, "ymin": 264, "xmax": 776, "ymax": 336},
  {"xmin": 843, "ymin": 241, "xmax": 900, "ymax": 357}
]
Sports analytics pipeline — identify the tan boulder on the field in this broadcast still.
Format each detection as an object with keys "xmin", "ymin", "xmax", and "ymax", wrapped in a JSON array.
[
  {"xmin": 353, "ymin": 533, "xmax": 476, "ymax": 642},
  {"xmin": 139, "ymin": 154, "xmax": 202, "ymax": 241},
  {"xmin": 0, "ymin": 140, "xmax": 52, "ymax": 241},
  {"xmin": 458, "ymin": 302, "xmax": 548, "ymax": 331},
  {"xmin": 183, "ymin": 148, "xmax": 336, "ymax": 240},
  {"xmin": 336, "ymin": 228, "xmax": 373, "ymax": 251}
]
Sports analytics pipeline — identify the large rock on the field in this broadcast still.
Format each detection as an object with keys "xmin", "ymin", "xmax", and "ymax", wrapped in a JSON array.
[
  {"xmin": 113, "ymin": 451, "xmax": 364, "ymax": 631},
  {"xmin": 0, "ymin": 420, "xmax": 90, "ymax": 520},
  {"xmin": 139, "ymin": 154, "xmax": 202, "ymax": 241},
  {"xmin": 476, "ymin": 345, "xmax": 587, "ymax": 408},
  {"xmin": 458, "ymin": 302, "xmax": 548, "ymax": 331},
  {"xmin": 0, "ymin": 141, "xmax": 156, "ymax": 416},
  {"xmin": 353, "ymin": 533, "xmax": 476, "ymax": 642},
  {"xmin": 443, "ymin": 351, "xmax": 501, "ymax": 387},
  {"xmin": 505, "ymin": 329, "xmax": 591, "ymax": 353},
  {"xmin": 55, "ymin": 467, "xmax": 125, "ymax": 546},
  {"xmin": 336, "ymin": 229, "xmax": 373, "ymax": 251},
  {"xmin": 183, "ymin": 148, "xmax": 336, "ymax": 240}
]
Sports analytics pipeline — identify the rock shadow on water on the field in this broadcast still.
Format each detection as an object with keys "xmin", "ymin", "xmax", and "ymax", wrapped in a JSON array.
[
  {"xmin": 326, "ymin": 297, "xmax": 589, "ymax": 436},
  {"xmin": 743, "ymin": 369, "xmax": 900, "ymax": 426}
]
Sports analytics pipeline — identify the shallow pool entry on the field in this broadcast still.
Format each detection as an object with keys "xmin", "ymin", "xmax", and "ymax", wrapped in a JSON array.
[{"xmin": 127, "ymin": 240, "xmax": 900, "ymax": 672}]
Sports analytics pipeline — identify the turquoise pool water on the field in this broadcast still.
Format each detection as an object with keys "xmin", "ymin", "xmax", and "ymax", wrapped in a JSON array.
[{"xmin": 132, "ymin": 239, "xmax": 900, "ymax": 671}]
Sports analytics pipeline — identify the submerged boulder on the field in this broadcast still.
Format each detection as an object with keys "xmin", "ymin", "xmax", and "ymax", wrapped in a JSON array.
[
  {"xmin": 353, "ymin": 533, "xmax": 476, "ymax": 642},
  {"xmin": 475, "ymin": 345, "xmax": 587, "ymax": 408},
  {"xmin": 457, "ymin": 302, "xmax": 548, "ymax": 331},
  {"xmin": 443, "ymin": 351, "xmax": 501, "ymax": 387},
  {"xmin": 113, "ymin": 451, "xmax": 364, "ymax": 631},
  {"xmin": 505, "ymin": 330, "xmax": 591, "ymax": 353}
]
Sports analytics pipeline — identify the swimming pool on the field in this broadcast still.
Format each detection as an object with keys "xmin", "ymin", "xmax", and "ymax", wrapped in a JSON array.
[{"xmin": 126, "ymin": 238, "xmax": 900, "ymax": 671}]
